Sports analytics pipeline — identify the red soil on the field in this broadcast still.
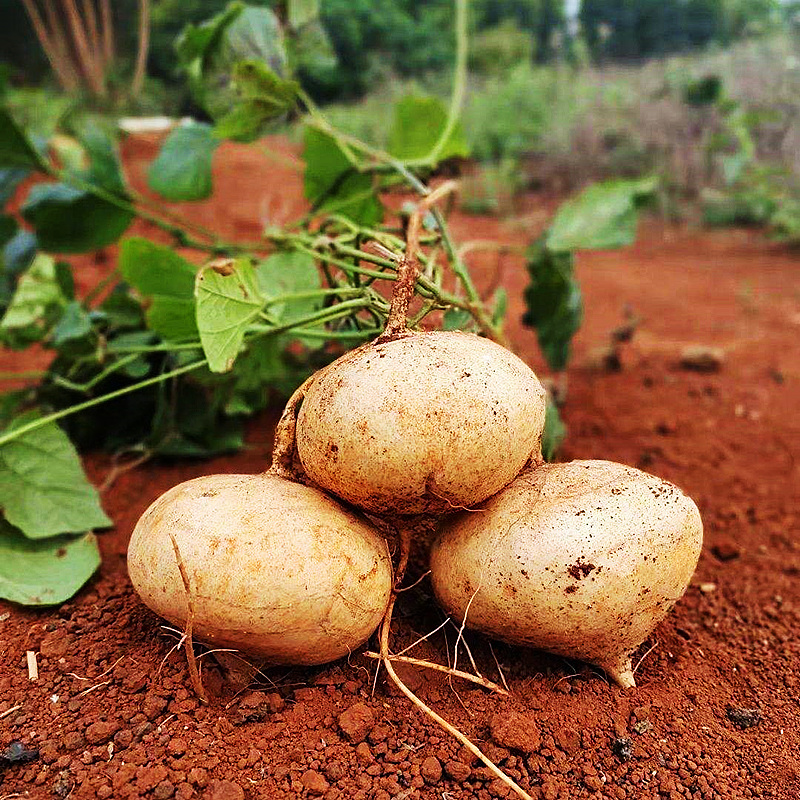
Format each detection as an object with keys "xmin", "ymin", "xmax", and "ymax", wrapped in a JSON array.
[{"xmin": 1, "ymin": 135, "xmax": 799, "ymax": 800}]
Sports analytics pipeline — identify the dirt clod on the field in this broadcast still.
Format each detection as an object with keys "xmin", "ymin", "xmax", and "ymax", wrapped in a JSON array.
[
  {"xmin": 301, "ymin": 770, "xmax": 330, "ymax": 796},
  {"xmin": 205, "ymin": 779, "xmax": 244, "ymax": 800},
  {"xmin": 338, "ymin": 702, "xmax": 375, "ymax": 742},
  {"xmin": 84, "ymin": 721, "xmax": 118, "ymax": 744},
  {"xmin": 421, "ymin": 755, "xmax": 443, "ymax": 784},
  {"xmin": 490, "ymin": 711, "xmax": 541, "ymax": 753}
]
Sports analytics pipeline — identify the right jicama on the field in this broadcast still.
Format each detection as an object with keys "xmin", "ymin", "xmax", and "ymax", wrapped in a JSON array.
[{"xmin": 429, "ymin": 460, "xmax": 703, "ymax": 688}]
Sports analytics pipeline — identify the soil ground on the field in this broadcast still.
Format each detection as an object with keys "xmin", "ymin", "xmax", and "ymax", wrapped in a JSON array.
[{"xmin": 1, "ymin": 136, "xmax": 799, "ymax": 800}]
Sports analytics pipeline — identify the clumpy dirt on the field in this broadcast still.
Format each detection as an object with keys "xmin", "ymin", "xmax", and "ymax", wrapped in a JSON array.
[{"xmin": 1, "ymin": 135, "xmax": 799, "ymax": 799}]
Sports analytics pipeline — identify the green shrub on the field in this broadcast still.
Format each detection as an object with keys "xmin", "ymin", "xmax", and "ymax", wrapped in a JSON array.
[{"xmin": 470, "ymin": 20, "xmax": 534, "ymax": 76}]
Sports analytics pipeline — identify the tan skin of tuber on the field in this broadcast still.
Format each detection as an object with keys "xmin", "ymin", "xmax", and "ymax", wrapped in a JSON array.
[
  {"xmin": 127, "ymin": 471, "xmax": 393, "ymax": 667},
  {"xmin": 429, "ymin": 460, "xmax": 704, "ymax": 688}
]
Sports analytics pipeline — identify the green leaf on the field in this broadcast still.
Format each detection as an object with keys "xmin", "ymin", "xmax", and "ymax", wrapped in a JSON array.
[
  {"xmin": 388, "ymin": 95, "xmax": 469, "ymax": 164},
  {"xmin": 3, "ymin": 229, "xmax": 36, "ymax": 276},
  {"xmin": 0, "ymin": 414, "xmax": 111, "ymax": 538},
  {"xmin": 288, "ymin": 0, "xmax": 319, "ymax": 29},
  {"xmin": 79, "ymin": 127, "xmax": 127, "ymax": 193},
  {"xmin": 0, "ymin": 254, "xmax": 67, "ymax": 346},
  {"xmin": 119, "ymin": 238, "xmax": 196, "ymax": 297},
  {"xmin": 176, "ymin": 2, "xmax": 245, "ymax": 66},
  {"xmin": 0, "ymin": 108, "xmax": 46, "ymax": 171},
  {"xmin": 522, "ymin": 239, "xmax": 582, "ymax": 372},
  {"xmin": 287, "ymin": 20, "xmax": 338, "ymax": 80},
  {"xmin": 98, "ymin": 287, "xmax": 145, "ymax": 331},
  {"xmin": 148, "ymin": 123, "xmax": 219, "ymax": 201},
  {"xmin": 184, "ymin": 5, "xmax": 288, "ymax": 121},
  {"xmin": 196, "ymin": 258, "xmax": 265, "ymax": 372},
  {"xmin": 256, "ymin": 251, "xmax": 321, "ymax": 322},
  {"xmin": 119, "ymin": 238, "xmax": 198, "ymax": 341},
  {"xmin": 52, "ymin": 300, "xmax": 92, "ymax": 348},
  {"xmin": 0, "ymin": 391, "xmax": 29, "ymax": 429},
  {"xmin": 303, "ymin": 127, "xmax": 383, "ymax": 225},
  {"xmin": 146, "ymin": 298, "xmax": 198, "ymax": 342},
  {"xmin": 546, "ymin": 178, "xmax": 657, "ymax": 253},
  {"xmin": 541, "ymin": 398, "xmax": 566, "ymax": 462},
  {"xmin": 0, "ymin": 524, "xmax": 100, "ymax": 606},
  {"xmin": 21, "ymin": 183, "xmax": 133, "ymax": 254},
  {"xmin": 213, "ymin": 62, "xmax": 299, "ymax": 143},
  {"xmin": 442, "ymin": 307, "xmax": 473, "ymax": 331}
]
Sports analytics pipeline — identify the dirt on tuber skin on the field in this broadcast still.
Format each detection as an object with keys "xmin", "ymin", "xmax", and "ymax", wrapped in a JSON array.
[
  {"xmin": 127, "ymin": 472, "xmax": 393, "ymax": 665},
  {"xmin": 294, "ymin": 330, "xmax": 547, "ymax": 516},
  {"xmin": 429, "ymin": 459, "xmax": 704, "ymax": 688}
]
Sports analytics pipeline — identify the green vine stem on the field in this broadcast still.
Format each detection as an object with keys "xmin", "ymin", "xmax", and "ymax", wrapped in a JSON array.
[{"xmin": 0, "ymin": 359, "xmax": 207, "ymax": 449}]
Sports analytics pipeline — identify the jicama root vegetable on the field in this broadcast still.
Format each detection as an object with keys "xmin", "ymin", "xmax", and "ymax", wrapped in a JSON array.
[
  {"xmin": 282, "ymin": 182, "xmax": 546, "ymax": 516},
  {"xmin": 293, "ymin": 330, "xmax": 547, "ymax": 515},
  {"xmin": 429, "ymin": 460, "xmax": 703, "ymax": 688},
  {"xmin": 127, "ymin": 472, "xmax": 392, "ymax": 665}
]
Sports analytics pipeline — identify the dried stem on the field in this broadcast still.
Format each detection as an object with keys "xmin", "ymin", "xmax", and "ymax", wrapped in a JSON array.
[
  {"xmin": 99, "ymin": 0, "xmax": 114, "ymax": 67},
  {"xmin": 167, "ymin": 532, "xmax": 209, "ymax": 704},
  {"xmin": 132, "ymin": 0, "xmax": 150, "ymax": 95},
  {"xmin": 80, "ymin": 0, "xmax": 102, "ymax": 71},
  {"xmin": 379, "ymin": 180, "xmax": 459, "ymax": 339},
  {"xmin": 62, "ymin": 0, "xmax": 105, "ymax": 96},
  {"xmin": 21, "ymin": 0, "xmax": 78, "ymax": 91},
  {"xmin": 363, "ymin": 652, "xmax": 508, "ymax": 695}
]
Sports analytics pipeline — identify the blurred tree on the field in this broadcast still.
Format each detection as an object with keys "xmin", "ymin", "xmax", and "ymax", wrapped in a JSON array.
[
  {"xmin": 472, "ymin": 0, "xmax": 566, "ymax": 61},
  {"xmin": 579, "ymin": 0, "xmax": 778, "ymax": 61},
  {"xmin": 470, "ymin": 19, "xmax": 535, "ymax": 75}
]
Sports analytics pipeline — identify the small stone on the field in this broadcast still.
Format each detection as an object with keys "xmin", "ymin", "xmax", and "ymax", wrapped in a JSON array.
[
  {"xmin": 154, "ymin": 780, "xmax": 176, "ymax": 800},
  {"xmin": 354, "ymin": 742, "xmax": 374, "ymax": 764},
  {"xmin": 188, "ymin": 767, "xmax": 209, "ymax": 787},
  {"xmin": 300, "ymin": 770, "xmax": 329, "ymax": 796},
  {"xmin": 680, "ymin": 345, "xmax": 724, "ymax": 372},
  {"xmin": 444, "ymin": 760, "xmax": 471, "ymax": 782},
  {"xmin": 699, "ymin": 582, "xmax": 717, "ymax": 594},
  {"xmin": 167, "ymin": 738, "xmax": 188, "ymax": 756},
  {"xmin": 63, "ymin": 731, "xmax": 84, "ymax": 751},
  {"xmin": 421, "ymin": 756, "xmax": 442, "ymax": 784},
  {"xmin": 632, "ymin": 720, "xmax": 653, "ymax": 735},
  {"xmin": 85, "ymin": 721, "xmax": 118, "ymax": 745},
  {"xmin": 726, "ymin": 706, "xmax": 761, "ymax": 730},
  {"xmin": 612, "ymin": 738, "xmax": 633, "ymax": 762},
  {"xmin": 338, "ymin": 703, "xmax": 375, "ymax": 742},
  {"xmin": 143, "ymin": 694, "xmax": 169, "ymax": 720},
  {"xmin": 712, "ymin": 540, "xmax": 741, "ymax": 562},
  {"xmin": 206, "ymin": 779, "xmax": 244, "ymax": 800},
  {"xmin": 584, "ymin": 774, "xmax": 604, "ymax": 792},
  {"xmin": 554, "ymin": 728, "xmax": 580, "ymax": 755}
]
